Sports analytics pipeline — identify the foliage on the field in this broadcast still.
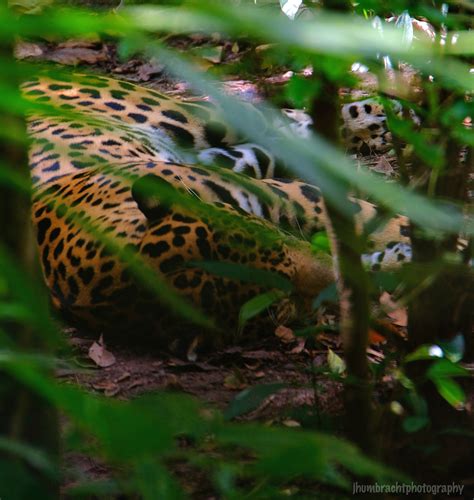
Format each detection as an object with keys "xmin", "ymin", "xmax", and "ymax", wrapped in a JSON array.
[{"xmin": 0, "ymin": 0, "xmax": 472, "ymax": 496}]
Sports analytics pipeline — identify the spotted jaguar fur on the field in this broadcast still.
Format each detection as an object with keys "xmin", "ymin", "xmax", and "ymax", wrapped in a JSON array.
[{"xmin": 26, "ymin": 72, "xmax": 410, "ymax": 340}]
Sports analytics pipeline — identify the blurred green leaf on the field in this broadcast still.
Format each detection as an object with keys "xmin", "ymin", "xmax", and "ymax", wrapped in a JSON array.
[
  {"xmin": 8, "ymin": 0, "xmax": 52, "ymax": 14},
  {"xmin": 238, "ymin": 290, "xmax": 284, "ymax": 328},
  {"xmin": 403, "ymin": 415, "xmax": 429, "ymax": 433},
  {"xmin": 0, "ymin": 437, "xmax": 58, "ymax": 479},
  {"xmin": 224, "ymin": 382, "xmax": 286, "ymax": 420},
  {"xmin": 426, "ymin": 358, "xmax": 469, "ymax": 379},
  {"xmin": 0, "ymin": 245, "xmax": 59, "ymax": 346},
  {"xmin": 311, "ymin": 231, "xmax": 331, "ymax": 255},
  {"xmin": 285, "ymin": 74, "xmax": 320, "ymax": 108},
  {"xmin": 132, "ymin": 459, "xmax": 186, "ymax": 500},
  {"xmin": 65, "ymin": 479, "xmax": 122, "ymax": 498},
  {"xmin": 190, "ymin": 261, "xmax": 293, "ymax": 293},
  {"xmin": 313, "ymin": 283, "xmax": 338, "ymax": 309},
  {"xmin": 371, "ymin": 271, "xmax": 401, "ymax": 293},
  {"xmin": 0, "ymin": 459, "xmax": 51, "ymax": 500},
  {"xmin": 405, "ymin": 344, "xmax": 444, "ymax": 363},
  {"xmin": 0, "ymin": 163, "xmax": 31, "ymax": 193},
  {"xmin": 215, "ymin": 423, "xmax": 406, "ymax": 487}
]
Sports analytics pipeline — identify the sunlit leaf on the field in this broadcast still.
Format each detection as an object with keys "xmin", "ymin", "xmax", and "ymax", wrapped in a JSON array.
[
  {"xmin": 405, "ymin": 344, "xmax": 444, "ymax": 362},
  {"xmin": 279, "ymin": 0, "xmax": 302, "ymax": 20},
  {"xmin": 327, "ymin": 348, "xmax": 346, "ymax": 376}
]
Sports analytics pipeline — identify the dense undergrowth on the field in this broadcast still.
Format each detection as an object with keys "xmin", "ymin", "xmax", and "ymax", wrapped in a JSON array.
[{"xmin": 0, "ymin": 0, "xmax": 472, "ymax": 498}]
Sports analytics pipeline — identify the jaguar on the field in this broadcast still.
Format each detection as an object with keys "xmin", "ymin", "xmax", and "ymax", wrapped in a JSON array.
[
  {"xmin": 26, "ymin": 72, "xmax": 396, "ymax": 185},
  {"xmin": 26, "ymin": 72, "xmax": 410, "ymax": 344}
]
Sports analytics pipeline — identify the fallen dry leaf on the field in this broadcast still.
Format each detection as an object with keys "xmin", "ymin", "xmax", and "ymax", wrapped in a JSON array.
[
  {"xmin": 136, "ymin": 59, "xmax": 164, "ymax": 81},
  {"xmin": 380, "ymin": 292, "xmax": 408, "ymax": 327},
  {"xmin": 15, "ymin": 41, "xmax": 44, "ymax": 59},
  {"xmin": 88, "ymin": 336, "xmax": 116, "ymax": 368},
  {"xmin": 112, "ymin": 59, "xmax": 141, "ymax": 74},
  {"xmin": 275, "ymin": 325, "xmax": 296, "ymax": 344},
  {"xmin": 372, "ymin": 156, "xmax": 395, "ymax": 177},
  {"xmin": 186, "ymin": 335, "xmax": 202, "ymax": 362},
  {"xmin": 244, "ymin": 361, "xmax": 261, "ymax": 371},
  {"xmin": 368, "ymin": 328, "xmax": 387, "ymax": 345},
  {"xmin": 92, "ymin": 381, "xmax": 120, "ymax": 397},
  {"xmin": 127, "ymin": 378, "xmax": 147, "ymax": 391},
  {"xmin": 163, "ymin": 374, "xmax": 182, "ymax": 391},
  {"xmin": 114, "ymin": 371, "xmax": 130, "ymax": 383},
  {"xmin": 290, "ymin": 338, "xmax": 306, "ymax": 354},
  {"xmin": 242, "ymin": 350, "xmax": 276, "ymax": 360},
  {"xmin": 224, "ymin": 372, "xmax": 247, "ymax": 390},
  {"xmin": 282, "ymin": 419, "xmax": 301, "ymax": 427},
  {"xmin": 366, "ymin": 348, "xmax": 385, "ymax": 363}
]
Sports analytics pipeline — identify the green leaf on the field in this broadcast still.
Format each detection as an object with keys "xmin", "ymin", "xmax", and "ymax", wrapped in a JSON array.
[
  {"xmin": 190, "ymin": 45, "xmax": 223, "ymax": 64},
  {"xmin": 224, "ymin": 382, "xmax": 286, "ymax": 420},
  {"xmin": 426, "ymin": 359, "xmax": 469, "ymax": 379},
  {"xmin": 371, "ymin": 271, "xmax": 400, "ymax": 293},
  {"xmin": 403, "ymin": 416, "xmax": 429, "ymax": 433},
  {"xmin": 9, "ymin": 0, "xmax": 52, "ymax": 14},
  {"xmin": 405, "ymin": 344, "xmax": 444, "ymax": 363},
  {"xmin": 311, "ymin": 231, "xmax": 331, "ymax": 255},
  {"xmin": 0, "ymin": 459, "xmax": 50, "ymax": 500},
  {"xmin": 312, "ymin": 283, "xmax": 338, "ymax": 309},
  {"xmin": 189, "ymin": 261, "xmax": 293, "ymax": 293},
  {"xmin": 0, "ymin": 437, "xmax": 58, "ymax": 479},
  {"xmin": 65, "ymin": 480, "xmax": 121, "ymax": 497},
  {"xmin": 438, "ymin": 334, "xmax": 465, "ymax": 363},
  {"xmin": 433, "ymin": 378, "xmax": 466, "ymax": 409},
  {"xmin": 238, "ymin": 290, "xmax": 284, "ymax": 328},
  {"xmin": 285, "ymin": 74, "xmax": 320, "ymax": 108},
  {"xmin": 327, "ymin": 349, "xmax": 346, "ymax": 376},
  {"xmin": 394, "ymin": 11, "xmax": 414, "ymax": 47},
  {"xmin": 133, "ymin": 459, "xmax": 186, "ymax": 500},
  {"xmin": 215, "ymin": 423, "xmax": 406, "ymax": 487}
]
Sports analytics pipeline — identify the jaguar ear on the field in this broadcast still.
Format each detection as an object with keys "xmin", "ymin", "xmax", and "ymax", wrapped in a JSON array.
[{"xmin": 132, "ymin": 174, "xmax": 174, "ymax": 221}]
